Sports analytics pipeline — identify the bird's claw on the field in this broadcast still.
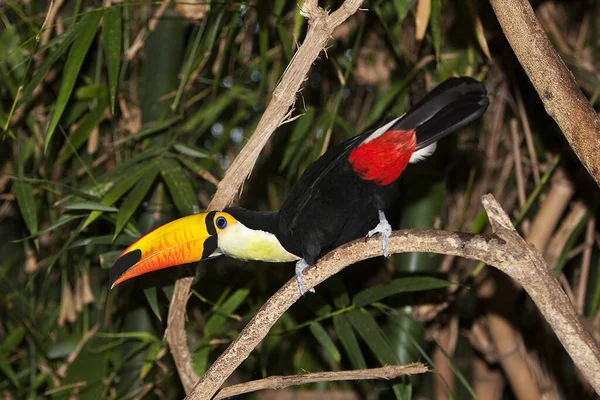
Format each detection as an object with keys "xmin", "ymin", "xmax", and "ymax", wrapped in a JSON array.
[
  {"xmin": 367, "ymin": 211, "xmax": 392, "ymax": 258},
  {"xmin": 295, "ymin": 259, "xmax": 315, "ymax": 295}
]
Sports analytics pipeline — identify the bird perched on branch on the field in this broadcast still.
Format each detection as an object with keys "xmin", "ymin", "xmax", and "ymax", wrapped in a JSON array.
[{"xmin": 109, "ymin": 77, "xmax": 489, "ymax": 294}]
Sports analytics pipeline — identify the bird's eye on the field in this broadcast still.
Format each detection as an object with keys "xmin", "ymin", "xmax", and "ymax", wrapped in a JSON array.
[{"xmin": 215, "ymin": 216, "xmax": 227, "ymax": 229}]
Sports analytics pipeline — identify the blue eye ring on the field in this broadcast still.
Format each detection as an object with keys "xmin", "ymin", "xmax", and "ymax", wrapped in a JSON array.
[{"xmin": 215, "ymin": 216, "xmax": 227, "ymax": 229}]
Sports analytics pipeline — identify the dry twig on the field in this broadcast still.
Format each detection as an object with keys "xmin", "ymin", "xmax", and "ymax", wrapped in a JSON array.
[{"xmin": 213, "ymin": 364, "xmax": 428, "ymax": 399}]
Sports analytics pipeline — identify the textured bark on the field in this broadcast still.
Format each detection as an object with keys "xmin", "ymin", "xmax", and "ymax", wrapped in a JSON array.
[
  {"xmin": 213, "ymin": 364, "xmax": 428, "ymax": 399},
  {"xmin": 489, "ymin": 0, "xmax": 600, "ymax": 185}
]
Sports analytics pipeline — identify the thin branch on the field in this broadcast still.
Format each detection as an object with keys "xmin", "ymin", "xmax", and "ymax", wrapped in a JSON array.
[
  {"xmin": 488, "ymin": 0, "xmax": 600, "ymax": 186},
  {"xmin": 186, "ymin": 195, "xmax": 600, "ymax": 399},
  {"xmin": 213, "ymin": 364, "xmax": 428, "ymax": 399},
  {"xmin": 165, "ymin": 0, "xmax": 366, "ymax": 393}
]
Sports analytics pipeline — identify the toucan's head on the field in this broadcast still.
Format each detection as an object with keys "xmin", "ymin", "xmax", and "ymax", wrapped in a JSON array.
[{"xmin": 108, "ymin": 209, "xmax": 298, "ymax": 289}]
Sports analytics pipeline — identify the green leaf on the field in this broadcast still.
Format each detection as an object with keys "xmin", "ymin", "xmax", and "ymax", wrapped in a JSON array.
[
  {"xmin": 0, "ymin": 356, "xmax": 20, "ymax": 388},
  {"xmin": 193, "ymin": 346, "xmax": 210, "ymax": 377},
  {"xmin": 144, "ymin": 287, "xmax": 162, "ymax": 321},
  {"xmin": 140, "ymin": 340, "xmax": 162, "ymax": 379},
  {"xmin": 82, "ymin": 162, "xmax": 154, "ymax": 229},
  {"xmin": 57, "ymin": 97, "xmax": 108, "ymax": 164},
  {"xmin": 309, "ymin": 322, "xmax": 341, "ymax": 365},
  {"xmin": 0, "ymin": 325, "xmax": 25, "ymax": 388},
  {"xmin": 44, "ymin": 10, "xmax": 103, "ymax": 152},
  {"xmin": 96, "ymin": 331, "xmax": 159, "ymax": 342},
  {"xmin": 347, "ymin": 309, "xmax": 408, "ymax": 400},
  {"xmin": 21, "ymin": 32, "xmax": 79, "ymax": 102},
  {"xmin": 431, "ymin": 0, "xmax": 442, "ymax": 60},
  {"xmin": 160, "ymin": 158, "xmax": 200, "ymax": 215},
  {"xmin": 279, "ymin": 106, "xmax": 315, "ymax": 171},
  {"xmin": 103, "ymin": 5, "xmax": 122, "ymax": 113},
  {"xmin": 63, "ymin": 201, "xmax": 118, "ymax": 212},
  {"xmin": 333, "ymin": 315, "xmax": 366, "ymax": 369},
  {"xmin": 353, "ymin": 277, "xmax": 452, "ymax": 307},
  {"xmin": 205, "ymin": 288, "xmax": 250, "ymax": 336},
  {"xmin": 129, "ymin": 116, "xmax": 183, "ymax": 141},
  {"xmin": 346, "ymin": 309, "xmax": 398, "ymax": 366},
  {"xmin": 394, "ymin": 0, "xmax": 418, "ymax": 22},
  {"xmin": 173, "ymin": 143, "xmax": 212, "ymax": 159},
  {"xmin": 114, "ymin": 164, "xmax": 159, "ymax": 239},
  {"xmin": 13, "ymin": 181, "xmax": 37, "ymax": 237}
]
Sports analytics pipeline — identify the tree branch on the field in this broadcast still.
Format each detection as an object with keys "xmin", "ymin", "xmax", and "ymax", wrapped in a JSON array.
[
  {"xmin": 185, "ymin": 195, "xmax": 600, "ymax": 399},
  {"xmin": 488, "ymin": 0, "xmax": 600, "ymax": 186},
  {"xmin": 165, "ymin": 0, "xmax": 365, "ymax": 393},
  {"xmin": 213, "ymin": 364, "xmax": 428, "ymax": 399}
]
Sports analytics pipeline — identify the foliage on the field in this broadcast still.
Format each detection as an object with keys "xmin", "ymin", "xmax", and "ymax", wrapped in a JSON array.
[{"xmin": 0, "ymin": 0, "xmax": 598, "ymax": 399}]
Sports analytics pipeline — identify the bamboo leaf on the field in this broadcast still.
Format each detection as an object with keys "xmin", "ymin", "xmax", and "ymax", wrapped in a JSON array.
[
  {"xmin": 204, "ymin": 288, "xmax": 250, "ymax": 336},
  {"xmin": 82, "ymin": 162, "xmax": 154, "ymax": 229},
  {"xmin": 63, "ymin": 202, "xmax": 119, "ymax": 212},
  {"xmin": 114, "ymin": 164, "xmax": 159, "ymax": 239},
  {"xmin": 354, "ymin": 277, "xmax": 451, "ymax": 307},
  {"xmin": 309, "ymin": 322, "xmax": 341, "ymax": 365},
  {"xmin": 394, "ymin": 0, "xmax": 418, "ymax": 22},
  {"xmin": 21, "ymin": 32, "xmax": 79, "ymax": 101},
  {"xmin": 160, "ymin": 158, "xmax": 200, "ymax": 215},
  {"xmin": 346, "ymin": 308, "xmax": 398, "ymax": 366},
  {"xmin": 280, "ymin": 107, "xmax": 315, "ymax": 171},
  {"xmin": 103, "ymin": 5, "xmax": 122, "ymax": 113},
  {"xmin": 13, "ymin": 181, "xmax": 37, "ymax": 237},
  {"xmin": 0, "ymin": 325, "xmax": 25, "ymax": 388},
  {"xmin": 173, "ymin": 143, "xmax": 212, "ymax": 159},
  {"xmin": 333, "ymin": 315, "xmax": 366, "ymax": 369},
  {"xmin": 144, "ymin": 287, "xmax": 162, "ymax": 321},
  {"xmin": 44, "ymin": 10, "xmax": 103, "ymax": 152},
  {"xmin": 57, "ymin": 97, "xmax": 108, "ymax": 164},
  {"xmin": 347, "ymin": 309, "xmax": 408, "ymax": 399}
]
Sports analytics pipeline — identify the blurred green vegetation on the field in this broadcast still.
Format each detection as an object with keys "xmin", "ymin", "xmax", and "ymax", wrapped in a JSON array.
[{"xmin": 1, "ymin": 0, "xmax": 599, "ymax": 399}]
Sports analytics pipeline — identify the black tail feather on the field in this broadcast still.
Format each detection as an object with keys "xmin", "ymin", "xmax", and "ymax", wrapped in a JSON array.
[{"xmin": 391, "ymin": 77, "xmax": 489, "ymax": 150}]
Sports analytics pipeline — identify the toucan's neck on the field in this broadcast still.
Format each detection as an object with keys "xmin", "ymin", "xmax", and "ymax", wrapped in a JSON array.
[
  {"xmin": 220, "ymin": 207, "xmax": 299, "ymax": 262},
  {"xmin": 224, "ymin": 207, "xmax": 281, "ymax": 236}
]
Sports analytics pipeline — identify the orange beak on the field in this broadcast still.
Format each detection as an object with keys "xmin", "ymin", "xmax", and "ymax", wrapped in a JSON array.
[{"xmin": 109, "ymin": 213, "xmax": 220, "ymax": 289}]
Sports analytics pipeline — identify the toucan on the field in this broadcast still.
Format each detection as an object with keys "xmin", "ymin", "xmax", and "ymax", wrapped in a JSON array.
[{"xmin": 109, "ymin": 77, "xmax": 489, "ymax": 294}]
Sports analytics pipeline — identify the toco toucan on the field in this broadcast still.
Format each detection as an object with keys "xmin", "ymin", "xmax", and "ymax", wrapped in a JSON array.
[{"xmin": 109, "ymin": 77, "xmax": 489, "ymax": 294}]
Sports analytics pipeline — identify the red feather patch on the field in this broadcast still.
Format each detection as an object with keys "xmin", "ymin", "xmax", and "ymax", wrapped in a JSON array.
[{"xmin": 348, "ymin": 129, "xmax": 416, "ymax": 185}]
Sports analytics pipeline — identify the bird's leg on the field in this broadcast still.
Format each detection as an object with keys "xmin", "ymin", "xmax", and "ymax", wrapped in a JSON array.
[
  {"xmin": 295, "ymin": 259, "xmax": 315, "ymax": 296},
  {"xmin": 367, "ymin": 210, "xmax": 392, "ymax": 258}
]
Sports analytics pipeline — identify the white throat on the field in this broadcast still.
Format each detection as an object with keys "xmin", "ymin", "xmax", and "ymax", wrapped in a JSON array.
[{"xmin": 217, "ymin": 222, "xmax": 300, "ymax": 263}]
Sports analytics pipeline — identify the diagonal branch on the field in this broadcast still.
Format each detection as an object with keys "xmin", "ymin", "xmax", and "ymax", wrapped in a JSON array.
[
  {"xmin": 185, "ymin": 194, "xmax": 600, "ymax": 399},
  {"xmin": 488, "ymin": 0, "xmax": 600, "ymax": 186},
  {"xmin": 165, "ymin": 0, "xmax": 365, "ymax": 393}
]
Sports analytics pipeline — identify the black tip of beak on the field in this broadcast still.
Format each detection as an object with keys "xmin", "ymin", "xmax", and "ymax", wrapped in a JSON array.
[{"xmin": 108, "ymin": 249, "xmax": 142, "ymax": 289}]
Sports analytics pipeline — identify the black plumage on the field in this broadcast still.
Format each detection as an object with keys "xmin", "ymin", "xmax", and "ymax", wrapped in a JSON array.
[{"xmin": 228, "ymin": 77, "xmax": 489, "ymax": 265}]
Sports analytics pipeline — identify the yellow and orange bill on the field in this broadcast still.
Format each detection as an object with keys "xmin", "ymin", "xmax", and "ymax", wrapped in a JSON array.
[{"xmin": 108, "ymin": 212, "xmax": 221, "ymax": 289}]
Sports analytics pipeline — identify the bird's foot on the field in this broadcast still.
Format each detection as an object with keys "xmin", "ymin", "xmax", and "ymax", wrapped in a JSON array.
[
  {"xmin": 295, "ymin": 259, "xmax": 315, "ymax": 296},
  {"xmin": 367, "ymin": 210, "xmax": 392, "ymax": 258}
]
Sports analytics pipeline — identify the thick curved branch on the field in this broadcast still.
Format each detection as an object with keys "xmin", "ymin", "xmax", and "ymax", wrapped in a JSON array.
[
  {"xmin": 165, "ymin": 0, "xmax": 365, "ymax": 393},
  {"xmin": 489, "ymin": 0, "xmax": 600, "ymax": 185},
  {"xmin": 186, "ymin": 195, "xmax": 600, "ymax": 399}
]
